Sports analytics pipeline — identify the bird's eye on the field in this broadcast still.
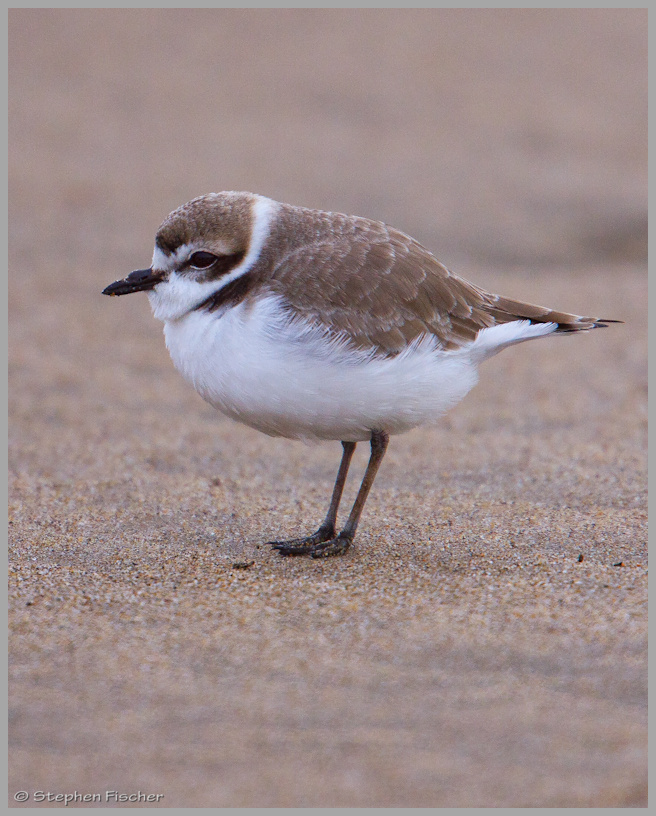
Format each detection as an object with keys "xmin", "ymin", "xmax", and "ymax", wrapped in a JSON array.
[{"xmin": 189, "ymin": 251, "xmax": 217, "ymax": 269}]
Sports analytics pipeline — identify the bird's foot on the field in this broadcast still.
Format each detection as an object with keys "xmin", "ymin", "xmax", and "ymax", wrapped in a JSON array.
[
  {"xmin": 270, "ymin": 525, "xmax": 352, "ymax": 558},
  {"xmin": 269, "ymin": 523, "xmax": 334, "ymax": 555},
  {"xmin": 308, "ymin": 532, "xmax": 353, "ymax": 559}
]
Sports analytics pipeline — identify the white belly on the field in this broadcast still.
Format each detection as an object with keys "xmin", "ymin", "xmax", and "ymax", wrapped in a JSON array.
[{"xmin": 161, "ymin": 295, "xmax": 480, "ymax": 442}]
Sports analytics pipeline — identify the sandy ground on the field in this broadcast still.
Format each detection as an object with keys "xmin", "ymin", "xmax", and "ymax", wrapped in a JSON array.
[{"xmin": 9, "ymin": 9, "xmax": 646, "ymax": 808}]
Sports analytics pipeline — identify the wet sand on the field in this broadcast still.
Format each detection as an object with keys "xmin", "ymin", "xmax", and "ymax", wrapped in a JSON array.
[{"xmin": 9, "ymin": 9, "xmax": 646, "ymax": 807}]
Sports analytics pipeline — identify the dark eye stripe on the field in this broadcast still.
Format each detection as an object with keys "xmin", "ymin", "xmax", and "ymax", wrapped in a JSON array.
[{"xmin": 184, "ymin": 251, "xmax": 246, "ymax": 280}]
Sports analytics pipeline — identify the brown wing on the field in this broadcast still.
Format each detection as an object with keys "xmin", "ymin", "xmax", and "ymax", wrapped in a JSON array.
[{"xmin": 267, "ymin": 211, "xmax": 609, "ymax": 356}]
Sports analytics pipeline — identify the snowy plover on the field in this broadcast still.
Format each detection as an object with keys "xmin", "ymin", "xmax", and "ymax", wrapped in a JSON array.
[{"xmin": 103, "ymin": 192, "xmax": 618, "ymax": 557}]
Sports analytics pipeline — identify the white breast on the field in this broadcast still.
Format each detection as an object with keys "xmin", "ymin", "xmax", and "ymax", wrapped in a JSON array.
[{"xmin": 161, "ymin": 295, "xmax": 484, "ymax": 442}]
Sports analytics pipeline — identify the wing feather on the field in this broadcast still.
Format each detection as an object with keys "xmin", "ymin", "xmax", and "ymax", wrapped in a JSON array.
[{"xmin": 266, "ymin": 209, "xmax": 605, "ymax": 356}]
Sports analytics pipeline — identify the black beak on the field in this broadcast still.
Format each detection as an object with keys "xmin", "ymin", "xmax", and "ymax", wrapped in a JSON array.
[{"xmin": 102, "ymin": 268, "xmax": 165, "ymax": 296}]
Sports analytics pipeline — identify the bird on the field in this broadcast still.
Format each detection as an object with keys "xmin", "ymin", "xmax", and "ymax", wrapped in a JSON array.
[{"xmin": 103, "ymin": 192, "xmax": 619, "ymax": 558}]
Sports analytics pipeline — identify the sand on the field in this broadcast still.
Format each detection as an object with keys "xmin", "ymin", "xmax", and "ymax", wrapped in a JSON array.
[{"xmin": 9, "ymin": 9, "xmax": 646, "ymax": 807}]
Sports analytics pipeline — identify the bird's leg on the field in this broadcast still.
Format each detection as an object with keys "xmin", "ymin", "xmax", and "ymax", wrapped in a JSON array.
[
  {"xmin": 270, "ymin": 441, "xmax": 356, "ymax": 555},
  {"xmin": 310, "ymin": 430, "xmax": 389, "ymax": 558},
  {"xmin": 318, "ymin": 440, "xmax": 357, "ymax": 539}
]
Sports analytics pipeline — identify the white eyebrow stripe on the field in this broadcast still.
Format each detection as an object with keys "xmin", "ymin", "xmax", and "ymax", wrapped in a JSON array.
[{"xmin": 152, "ymin": 244, "xmax": 182, "ymax": 271}]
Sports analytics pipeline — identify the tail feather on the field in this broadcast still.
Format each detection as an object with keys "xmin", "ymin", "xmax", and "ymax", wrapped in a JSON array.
[{"xmin": 485, "ymin": 294, "xmax": 622, "ymax": 333}]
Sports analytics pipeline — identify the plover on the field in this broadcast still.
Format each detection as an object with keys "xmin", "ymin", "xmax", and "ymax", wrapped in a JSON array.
[{"xmin": 103, "ymin": 192, "xmax": 618, "ymax": 558}]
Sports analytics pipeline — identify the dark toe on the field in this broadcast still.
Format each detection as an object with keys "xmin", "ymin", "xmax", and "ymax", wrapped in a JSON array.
[
  {"xmin": 270, "ymin": 540, "xmax": 316, "ymax": 556},
  {"xmin": 269, "ymin": 525, "xmax": 336, "ymax": 556},
  {"xmin": 309, "ymin": 534, "xmax": 353, "ymax": 559}
]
